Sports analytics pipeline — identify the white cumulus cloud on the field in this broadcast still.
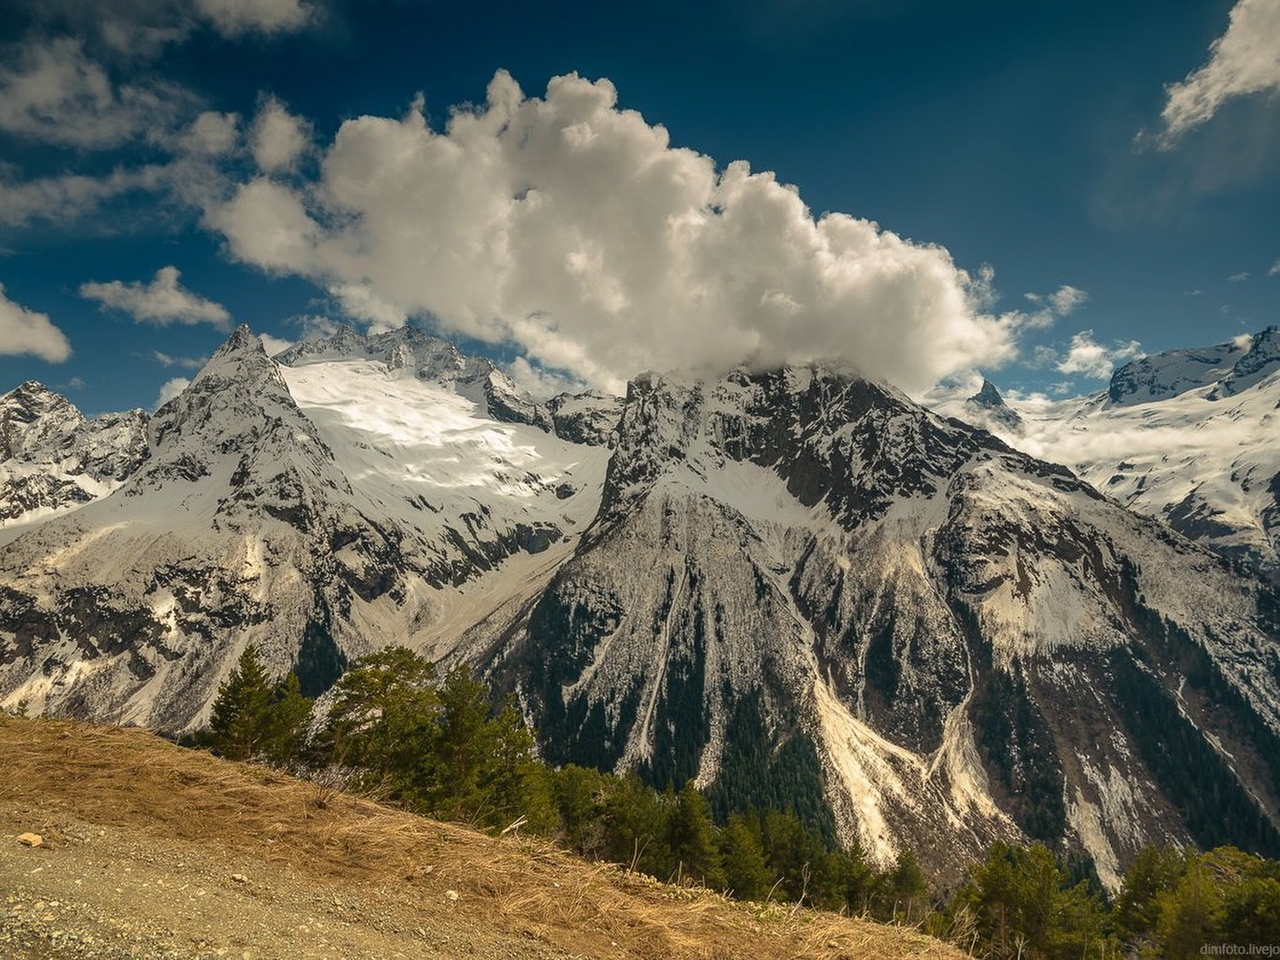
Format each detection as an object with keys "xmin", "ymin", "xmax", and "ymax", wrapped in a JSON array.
[
  {"xmin": 258, "ymin": 333, "xmax": 294, "ymax": 357},
  {"xmin": 0, "ymin": 165, "xmax": 165, "ymax": 228},
  {"xmin": 250, "ymin": 96, "xmax": 311, "ymax": 173},
  {"xmin": 179, "ymin": 110, "xmax": 240, "ymax": 156},
  {"xmin": 80, "ymin": 266, "xmax": 231, "ymax": 327},
  {"xmin": 205, "ymin": 71, "xmax": 1017, "ymax": 395},
  {"xmin": 505, "ymin": 356, "xmax": 586, "ymax": 399},
  {"xmin": 1159, "ymin": 0, "xmax": 1280, "ymax": 145},
  {"xmin": 152, "ymin": 350, "xmax": 206, "ymax": 369},
  {"xmin": 1056, "ymin": 330, "xmax": 1144, "ymax": 380},
  {"xmin": 0, "ymin": 285, "xmax": 72, "ymax": 362},
  {"xmin": 1049, "ymin": 284, "xmax": 1088, "ymax": 315},
  {"xmin": 1019, "ymin": 284, "xmax": 1088, "ymax": 331},
  {"xmin": 155, "ymin": 376, "xmax": 191, "ymax": 409}
]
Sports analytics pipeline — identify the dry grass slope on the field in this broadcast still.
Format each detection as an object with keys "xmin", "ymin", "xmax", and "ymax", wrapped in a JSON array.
[{"xmin": 0, "ymin": 716, "xmax": 962, "ymax": 959}]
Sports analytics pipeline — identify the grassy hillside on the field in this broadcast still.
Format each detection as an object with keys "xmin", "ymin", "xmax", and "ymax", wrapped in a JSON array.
[{"xmin": 0, "ymin": 716, "xmax": 960, "ymax": 959}]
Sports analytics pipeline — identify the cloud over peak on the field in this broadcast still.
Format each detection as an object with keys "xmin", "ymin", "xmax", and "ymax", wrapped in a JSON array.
[
  {"xmin": 207, "ymin": 70, "xmax": 1016, "ymax": 394},
  {"xmin": 80, "ymin": 266, "xmax": 231, "ymax": 327},
  {"xmin": 1056, "ymin": 330, "xmax": 1143, "ymax": 380}
]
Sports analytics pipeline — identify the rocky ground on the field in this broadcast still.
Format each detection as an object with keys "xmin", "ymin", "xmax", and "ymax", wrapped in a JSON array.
[{"xmin": 0, "ymin": 811, "xmax": 577, "ymax": 959}]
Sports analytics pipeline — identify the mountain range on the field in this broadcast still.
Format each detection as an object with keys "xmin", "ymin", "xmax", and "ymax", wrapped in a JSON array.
[
  {"xmin": 2, "ymin": 323, "xmax": 1279, "ymax": 890},
  {"xmin": 945, "ymin": 327, "xmax": 1280, "ymax": 582}
]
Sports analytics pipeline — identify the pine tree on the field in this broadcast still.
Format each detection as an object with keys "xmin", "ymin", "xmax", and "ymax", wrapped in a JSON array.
[
  {"xmin": 208, "ymin": 644, "xmax": 274, "ymax": 760},
  {"xmin": 951, "ymin": 841, "xmax": 1111, "ymax": 960},
  {"xmin": 886, "ymin": 848, "xmax": 929, "ymax": 922},
  {"xmin": 1156, "ymin": 857, "xmax": 1227, "ymax": 959},
  {"xmin": 552, "ymin": 764, "xmax": 610, "ymax": 856},
  {"xmin": 1114, "ymin": 846, "xmax": 1186, "ymax": 946},
  {"xmin": 601, "ymin": 773, "xmax": 667, "ymax": 874},
  {"xmin": 428, "ymin": 664, "xmax": 493, "ymax": 820},
  {"xmin": 761, "ymin": 809, "xmax": 819, "ymax": 902},
  {"xmin": 319, "ymin": 646, "xmax": 439, "ymax": 799},
  {"xmin": 719, "ymin": 812, "xmax": 771, "ymax": 900},
  {"xmin": 261, "ymin": 672, "xmax": 313, "ymax": 765},
  {"xmin": 664, "ymin": 782, "xmax": 724, "ymax": 888},
  {"xmin": 480, "ymin": 700, "xmax": 555, "ymax": 833}
]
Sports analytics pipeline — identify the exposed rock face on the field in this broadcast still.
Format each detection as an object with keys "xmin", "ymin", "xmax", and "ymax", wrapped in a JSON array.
[
  {"xmin": 461, "ymin": 365, "xmax": 1280, "ymax": 888},
  {"xmin": 547, "ymin": 392, "xmax": 624, "ymax": 447},
  {"xmin": 1106, "ymin": 338, "xmax": 1249, "ymax": 406},
  {"xmin": 1215, "ymin": 326, "xmax": 1280, "ymax": 397},
  {"xmin": 3, "ymin": 329, "xmax": 1280, "ymax": 892},
  {"xmin": 965, "ymin": 378, "xmax": 1022, "ymax": 431},
  {"xmin": 0, "ymin": 382, "xmax": 148, "ymax": 526},
  {"xmin": 0, "ymin": 327, "xmax": 608, "ymax": 730},
  {"xmin": 935, "ymin": 329, "xmax": 1280, "ymax": 583},
  {"xmin": 0, "ymin": 328, "xmax": 414, "ymax": 729}
]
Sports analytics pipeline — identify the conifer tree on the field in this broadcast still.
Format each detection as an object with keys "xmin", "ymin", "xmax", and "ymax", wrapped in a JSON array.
[
  {"xmin": 481, "ymin": 700, "xmax": 555, "ymax": 833},
  {"xmin": 601, "ymin": 773, "xmax": 667, "ymax": 874},
  {"xmin": 429, "ymin": 664, "xmax": 493, "ymax": 819},
  {"xmin": 886, "ymin": 848, "xmax": 929, "ymax": 923},
  {"xmin": 719, "ymin": 812, "xmax": 771, "ymax": 900},
  {"xmin": 552, "ymin": 764, "xmax": 610, "ymax": 856},
  {"xmin": 1157, "ymin": 859, "xmax": 1226, "ymax": 958},
  {"xmin": 262, "ymin": 672, "xmax": 314, "ymax": 765},
  {"xmin": 319, "ymin": 646, "xmax": 439, "ymax": 799},
  {"xmin": 208, "ymin": 644, "xmax": 274, "ymax": 760},
  {"xmin": 1114, "ymin": 846, "xmax": 1186, "ymax": 946},
  {"xmin": 664, "ymin": 782, "xmax": 724, "ymax": 888}
]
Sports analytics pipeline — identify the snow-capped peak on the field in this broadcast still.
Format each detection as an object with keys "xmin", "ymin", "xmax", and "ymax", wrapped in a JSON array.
[
  {"xmin": 1106, "ymin": 336, "xmax": 1249, "ymax": 407},
  {"xmin": 0, "ymin": 382, "xmax": 147, "ymax": 527}
]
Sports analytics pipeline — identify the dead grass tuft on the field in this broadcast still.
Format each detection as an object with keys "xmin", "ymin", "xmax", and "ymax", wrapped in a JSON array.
[{"xmin": 0, "ymin": 715, "xmax": 961, "ymax": 959}]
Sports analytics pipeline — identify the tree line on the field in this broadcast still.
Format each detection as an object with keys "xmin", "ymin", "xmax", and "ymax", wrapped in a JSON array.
[{"xmin": 200, "ymin": 644, "xmax": 1280, "ymax": 958}]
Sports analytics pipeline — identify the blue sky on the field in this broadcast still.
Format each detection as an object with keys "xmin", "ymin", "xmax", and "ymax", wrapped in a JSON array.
[{"xmin": 0, "ymin": 0, "xmax": 1277, "ymax": 414}]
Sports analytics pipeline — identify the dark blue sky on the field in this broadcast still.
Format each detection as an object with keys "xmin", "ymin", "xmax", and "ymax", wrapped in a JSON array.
[{"xmin": 1, "ymin": 0, "xmax": 1276, "ymax": 413}]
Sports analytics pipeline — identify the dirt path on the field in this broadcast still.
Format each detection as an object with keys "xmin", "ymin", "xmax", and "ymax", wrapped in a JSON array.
[{"xmin": 1, "ymin": 804, "xmax": 575, "ymax": 959}]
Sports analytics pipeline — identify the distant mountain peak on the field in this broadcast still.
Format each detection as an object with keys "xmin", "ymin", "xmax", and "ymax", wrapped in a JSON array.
[
  {"xmin": 2, "ymin": 380, "xmax": 79, "ymax": 421},
  {"xmin": 969, "ymin": 378, "xmax": 1006, "ymax": 409},
  {"xmin": 963, "ymin": 377, "xmax": 1022, "ymax": 430},
  {"xmin": 277, "ymin": 323, "xmax": 623, "ymax": 442},
  {"xmin": 1107, "ymin": 336, "xmax": 1243, "ymax": 406},
  {"xmin": 0, "ymin": 380, "xmax": 147, "ymax": 525},
  {"xmin": 209, "ymin": 323, "xmax": 263, "ymax": 359},
  {"xmin": 1216, "ymin": 326, "xmax": 1280, "ymax": 397}
]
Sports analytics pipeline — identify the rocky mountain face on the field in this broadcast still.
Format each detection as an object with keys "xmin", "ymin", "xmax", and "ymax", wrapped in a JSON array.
[
  {"xmin": 949, "ymin": 327, "xmax": 1280, "ymax": 581},
  {"xmin": 463, "ymin": 365, "xmax": 1280, "ymax": 887},
  {"xmin": 2, "ymin": 326, "xmax": 1279, "ymax": 891},
  {"xmin": 0, "ymin": 382, "xmax": 148, "ymax": 526},
  {"xmin": 0, "ymin": 326, "xmax": 612, "ymax": 729},
  {"xmin": 965, "ymin": 378, "xmax": 1022, "ymax": 431}
]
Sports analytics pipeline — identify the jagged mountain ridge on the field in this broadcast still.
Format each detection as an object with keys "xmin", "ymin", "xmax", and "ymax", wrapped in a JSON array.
[
  {"xmin": 0, "ymin": 325, "xmax": 613, "ymax": 726},
  {"xmin": 965, "ymin": 377, "xmax": 1022, "ymax": 431},
  {"xmin": 945, "ymin": 327, "xmax": 1280, "ymax": 579},
  {"xmin": 459, "ymin": 364, "xmax": 1280, "ymax": 887},
  {"xmin": 1, "ymin": 326, "xmax": 1279, "ymax": 891},
  {"xmin": 0, "ymin": 382, "xmax": 148, "ymax": 526}
]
